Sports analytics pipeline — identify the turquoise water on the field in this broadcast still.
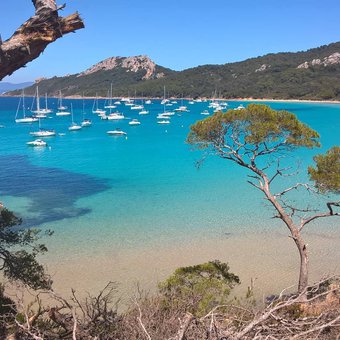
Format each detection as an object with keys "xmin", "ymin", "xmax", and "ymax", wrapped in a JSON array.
[{"xmin": 0, "ymin": 97, "xmax": 339, "ymax": 294}]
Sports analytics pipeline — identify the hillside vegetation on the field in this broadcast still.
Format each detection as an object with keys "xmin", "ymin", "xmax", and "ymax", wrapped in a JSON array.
[{"xmin": 6, "ymin": 42, "xmax": 340, "ymax": 100}]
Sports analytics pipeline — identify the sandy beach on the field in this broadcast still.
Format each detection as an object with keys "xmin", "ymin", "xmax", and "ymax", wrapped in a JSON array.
[{"xmin": 40, "ymin": 229, "xmax": 340, "ymax": 303}]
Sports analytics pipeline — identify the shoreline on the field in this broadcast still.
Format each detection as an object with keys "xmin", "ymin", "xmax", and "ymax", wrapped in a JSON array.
[
  {"xmin": 34, "ymin": 229, "xmax": 340, "ymax": 302},
  {"xmin": 1, "ymin": 94, "xmax": 340, "ymax": 104},
  {"xmin": 222, "ymin": 98, "xmax": 340, "ymax": 104}
]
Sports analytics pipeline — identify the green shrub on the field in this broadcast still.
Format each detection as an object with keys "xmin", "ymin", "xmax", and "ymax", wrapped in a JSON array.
[{"xmin": 158, "ymin": 260, "xmax": 240, "ymax": 316}]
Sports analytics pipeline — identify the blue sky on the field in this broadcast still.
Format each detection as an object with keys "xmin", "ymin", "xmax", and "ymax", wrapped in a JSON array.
[{"xmin": 1, "ymin": 0, "xmax": 340, "ymax": 82}]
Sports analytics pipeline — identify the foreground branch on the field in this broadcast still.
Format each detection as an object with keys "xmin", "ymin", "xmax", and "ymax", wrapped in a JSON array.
[
  {"xmin": 1, "ymin": 277, "xmax": 339, "ymax": 339},
  {"xmin": 0, "ymin": 0, "xmax": 84, "ymax": 80}
]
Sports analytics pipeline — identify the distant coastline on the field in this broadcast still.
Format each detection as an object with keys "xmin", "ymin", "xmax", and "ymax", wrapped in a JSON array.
[
  {"xmin": 2, "ymin": 93, "xmax": 340, "ymax": 104},
  {"xmin": 225, "ymin": 98, "xmax": 340, "ymax": 104}
]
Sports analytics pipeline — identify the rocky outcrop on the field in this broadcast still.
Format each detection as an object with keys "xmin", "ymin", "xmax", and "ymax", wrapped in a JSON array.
[
  {"xmin": 255, "ymin": 64, "xmax": 270, "ymax": 72},
  {"xmin": 297, "ymin": 52, "xmax": 340, "ymax": 69},
  {"xmin": 35, "ymin": 77, "xmax": 47, "ymax": 83},
  {"xmin": 78, "ymin": 55, "xmax": 164, "ymax": 79}
]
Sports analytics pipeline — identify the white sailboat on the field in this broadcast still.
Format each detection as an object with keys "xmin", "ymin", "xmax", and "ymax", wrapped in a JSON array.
[
  {"xmin": 107, "ymin": 93, "xmax": 125, "ymax": 120},
  {"xmin": 131, "ymin": 104, "xmax": 144, "ymax": 110},
  {"xmin": 160, "ymin": 85, "xmax": 169, "ymax": 105},
  {"xmin": 56, "ymin": 91, "xmax": 71, "ymax": 116},
  {"xmin": 139, "ymin": 109, "xmax": 149, "ymax": 115},
  {"xmin": 15, "ymin": 90, "xmax": 39, "ymax": 123},
  {"xmin": 122, "ymin": 94, "xmax": 134, "ymax": 106},
  {"xmin": 31, "ymin": 87, "xmax": 41, "ymax": 114},
  {"xmin": 129, "ymin": 119, "xmax": 141, "ymax": 125},
  {"xmin": 104, "ymin": 84, "xmax": 116, "ymax": 109},
  {"xmin": 158, "ymin": 89, "xmax": 174, "ymax": 118},
  {"xmin": 174, "ymin": 98, "xmax": 189, "ymax": 112},
  {"xmin": 107, "ymin": 128, "xmax": 127, "ymax": 136},
  {"xmin": 157, "ymin": 113, "xmax": 171, "ymax": 119},
  {"xmin": 81, "ymin": 119, "xmax": 92, "ymax": 127},
  {"xmin": 81, "ymin": 96, "xmax": 92, "ymax": 127},
  {"xmin": 56, "ymin": 110, "xmax": 71, "ymax": 116},
  {"xmin": 27, "ymin": 139, "xmax": 47, "ymax": 147},
  {"xmin": 107, "ymin": 111, "xmax": 125, "ymax": 120},
  {"xmin": 30, "ymin": 125, "xmax": 56, "ymax": 137},
  {"xmin": 235, "ymin": 104, "xmax": 245, "ymax": 110},
  {"xmin": 30, "ymin": 130, "xmax": 56, "ymax": 137},
  {"xmin": 92, "ymin": 94, "xmax": 106, "ymax": 114},
  {"xmin": 200, "ymin": 110, "xmax": 210, "ymax": 115},
  {"xmin": 157, "ymin": 120, "xmax": 170, "ymax": 124},
  {"xmin": 42, "ymin": 93, "xmax": 52, "ymax": 114},
  {"xmin": 69, "ymin": 104, "xmax": 82, "ymax": 131},
  {"xmin": 31, "ymin": 87, "xmax": 50, "ymax": 116},
  {"xmin": 58, "ymin": 90, "xmax": 67, "ymax": 110}
]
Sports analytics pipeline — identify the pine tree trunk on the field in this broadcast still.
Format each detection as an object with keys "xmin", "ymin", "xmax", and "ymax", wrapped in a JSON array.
[
  {"xmin": 261, "ymin": 175, "xmax": 309, "ymax": 298},
  {"xmin": 295, "ymin": 234, "xmax": 309, "ymax": 296}
]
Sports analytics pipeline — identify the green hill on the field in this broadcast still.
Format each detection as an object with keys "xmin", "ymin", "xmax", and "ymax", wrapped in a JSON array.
[{"xmin": 6, "ymin": 42, "xmax": 340, "ymax": 100}]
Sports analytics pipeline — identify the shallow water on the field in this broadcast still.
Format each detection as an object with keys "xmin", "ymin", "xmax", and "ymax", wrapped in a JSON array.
[{"xmin": 0, "ymin": 97, "xmax": 339, "ymax": 298}]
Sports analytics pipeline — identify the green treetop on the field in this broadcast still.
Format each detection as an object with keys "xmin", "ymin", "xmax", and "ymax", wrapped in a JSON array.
[
  {"xmin": 308, "ymin": 146, "xmax": 340, "ymax": 194},
  {"xmin": 0, "ymin": 208, "xmax": 52, "ymax": 290}
]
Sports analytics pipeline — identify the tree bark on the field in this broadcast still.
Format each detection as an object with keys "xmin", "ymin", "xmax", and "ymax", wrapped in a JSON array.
[
  {"xmin": 0, "ymin": 0, "xmax": 84, "ymax": 80},
  {"xmin": 295, "ymin": 234, "xmax": 309, "ymax": 294},
  {"xmin": 267, "ymin": 198, "xmax": 309, "ymax": 298},
  {"xmin": 255, "ymin": 168, "xmax": 309, "ymax": 298}
]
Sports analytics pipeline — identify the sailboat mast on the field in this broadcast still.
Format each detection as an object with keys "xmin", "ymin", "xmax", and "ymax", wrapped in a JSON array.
[
  {"xmin": 22, "ymin": 90, "xmax": 26, "ymax": 118},
  {"xmin": 163, "ymin": 86, "xmax": 166, "ymax": 113},
  {"xmin": 82, "ymin": 94, "xmax": 85, "ymax": 118},
  {"xmin": 36, "ymin": 87, "xmax": 40, "ymax": 111},
  {"xmin": 71, "ymin": 103, "xmax": 74, "ymax": 124},
  {"xmin": 110, "ymin": 83, "xmax": 113, "ymax": 106}
]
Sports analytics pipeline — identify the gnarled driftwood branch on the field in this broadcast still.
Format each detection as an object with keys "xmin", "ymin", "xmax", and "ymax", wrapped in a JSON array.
[{"xmin": 0, "ymin": 0, "xmax": 84, "ymax": 80}]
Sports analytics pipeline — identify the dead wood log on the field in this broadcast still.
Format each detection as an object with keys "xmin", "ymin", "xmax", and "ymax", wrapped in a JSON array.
[
  {"xmin": 48, "ymin": 307, "xmax": 74, "ymax": 331},
  {"xmin": 0, "ymin": 0, "xmax": 84, "ymax": 80},
  {"xmin": 175, "ymin": 312, "xmax": 194, "ymax": 340}
]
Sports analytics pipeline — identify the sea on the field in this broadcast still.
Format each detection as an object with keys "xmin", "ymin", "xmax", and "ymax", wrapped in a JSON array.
[{"xmin": 0, "ymin": 97, "xmax": 339, "ymax": 299}]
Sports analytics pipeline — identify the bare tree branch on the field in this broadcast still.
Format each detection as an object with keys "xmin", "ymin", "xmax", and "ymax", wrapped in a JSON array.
[
  {"xmin": 300, "ymin": 210, "xmax": 340, "ymax": 231},
  {"xmin": 0, "ymin": 0, "xmax": 84, "ymax": 80},
  {"xmin": 291, "ymin": 314, "xmax": 340, "ymax": 339},
  {"xmin": 327, "ymin": 201, "xmax": 340, "ymax": 215},
  {"xmin": 274, "ymin": 183, "xmax": 316, "ymax": 199},
  {"xmin": 72, "ymin": 308, "xmax": 77, "ymax": 340},
  {"xmin": 134, "ymin": 297, "xmax": 152, "ymax": 340},
  {"xmin": 247, "ymin": 180, "xmax": 262, "ymax": 190}
]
